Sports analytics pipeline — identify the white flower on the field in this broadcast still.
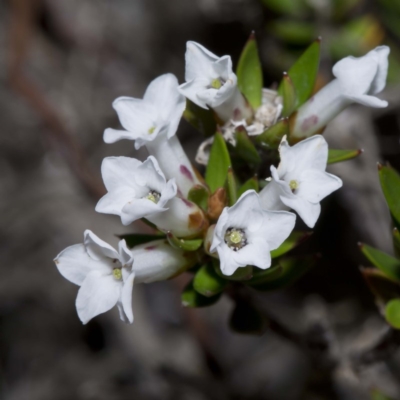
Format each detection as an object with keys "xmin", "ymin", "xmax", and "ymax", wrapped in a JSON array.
[
  {"xmin": 96, "ymin": 156, "xmax": 177, "ymax": 225},
  {"xmin": 210, "ymin": 190, "xmax": 296, "ymax": 276},
  {"xmin": 104, "ymin": 73, "xmax": 201, "ymax": 197},
  {"xmin": 259, "ymin": 135, "xmax": 342, "ymax": 228},
  {"xmin": 178, "ymin": 41, "xmax": 251, "ymax": 122},
  {"xmin": 54, "ymin": 230, "xmax": 135, "ymax": 324},
  {"xmin": 293, "ymin": 46, "xmax": 390, "ymax": 138}
]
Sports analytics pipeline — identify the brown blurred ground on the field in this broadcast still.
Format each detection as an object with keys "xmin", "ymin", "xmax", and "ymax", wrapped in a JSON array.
[{"xmin": 1, "ymin": 1, "xmax": 400, "ymax": 399}]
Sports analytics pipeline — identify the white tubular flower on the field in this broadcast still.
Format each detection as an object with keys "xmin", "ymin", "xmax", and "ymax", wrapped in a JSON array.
[
  {"xmin": 292, "ymin": 46, "xmax": 390, "ymax": 138},
  {"xmin": 259, "ymin": 135, "xmax": 343, "ymax": 228},
  {"xmin": 104, "ymin": 73, "xmax": 200, "ymax": 197},
  {"xmin": 178, "ymin": 41, "xmax": 251, "ymax": 122},
  {"xmin": 54, "ymin": 230, "xmax": 135, "ymax": 324},
  {"xmin": 96, "ymin": 156, "xmax": 177, "ymax": 225},
  {"xmin": 210, "ymin": 190, "xmax": 296, "ymax": 276}
]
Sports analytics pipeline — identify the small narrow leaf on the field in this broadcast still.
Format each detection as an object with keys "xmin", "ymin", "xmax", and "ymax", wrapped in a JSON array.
[
  {"xmin": 385, "ymin": 299, "xmax": 400, "ymax": 329},
  {"xmin": 226, "ymin": 167, "xmax": 238, "ymax": 206},
  {"xmin": 378, "ymin": 164, "xmax": 400, "ymax": 230},
  {"xmin": 393, "ymin": 228, "xmax": 400, "ymax": 258},
  {"xmin": 188, "ymin": 185, "xmax": 210, "ymax": 211},
  {"xmin": 238, "ymin": 176, "xmax": 259, "ymax": 197},
  {"xmin": 229, "ymin": 299, "xmax": 267, "ymax": 335},
  {"xmin": 166, "ymin": 231, "xmax": 203, "ymax": 251},
  {"xmin": 255, "ymin": 118, "xmax": 289, "ymax": 149},
  {"xmin": 118, "ymin": 233, "xmax": 164, "ymax": 248},
  {"xmin": 183, "ymin": 99, "xmax": 217, "ymax": 137},
  {"xmin": 205, "ymin": 132, "xmax": 231, "ymax": 193},
  {"xmin": 271, "ymin": 231, "xmax": 312, "ymax": 258},
  {"xmin": 182, "ymin": 280, "xmax": 221, "ymax": 308},
  {"xmin": 281, "ymin": 39, "xmax": 321, "ymax": 108},
  {"xmin": 237, "ymin": 32, "xmax": 263, "ymax": 109},
  {"xmin": 279, "ymin": 72, "xmax": 297, "ymax": 117},
  {"xmin": 246, "ymin": 264, "xmax": 283, "ymax": 285},
  {"xmin": 361, "ymin": 268, "xmax": 400, "ymax": 304},
  {"xmin": 359, "ymin": 242, "xmax": 400, "ymax": 282},
  {"xmin": 328, "ymin": 149, "xmax": 363, "ymax": 164},
  {"xmin": 193, "ymin": 263, "xmax": 228, "ymax": 297},
  {"xmin": 234, "ymin": 128, "xmax": 261, "ymax": 165}
]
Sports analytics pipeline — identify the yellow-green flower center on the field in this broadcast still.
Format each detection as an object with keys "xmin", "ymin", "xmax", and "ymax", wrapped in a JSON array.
[
  {"xmin": 148, "ymin": 126, "xmax": 156, "ymax": 134},
  {"xmin": 113, "ymin": 268, "xmax": 122, "ymax": 280},
  {"xmin": 289, "ymin": 179, "xmax": 299, "ymax": 191},
  {"xmin": 211, "ymin": 78, "xmax": 222, "ymax": 89},
  {"xmin": 224, "ymin": 228, "xmax": 247, "ymax": 251},
  {"xmin": 145, "ymin": 190, "xmax": 161, "ymax": 204}
]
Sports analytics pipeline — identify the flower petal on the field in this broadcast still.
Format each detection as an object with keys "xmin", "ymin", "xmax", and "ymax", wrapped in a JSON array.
[
  {"xmin": 118, "ymin": 240, "xmax": 134, "ymax": 267},
  {"xmin": 104, "ymin": 128, "xmax": 136, "ymax": 144},
  {"xmin": 345, "ymin": 94, "xmax": 388, "ymax": 108},
  {"xmin": 118, "ymin": 271, "xmax": 135, "ymax": 323},
  {"xmin": 76, "ymin": 271, "xmax": 121, "ymax": 324},
  {"xmin": 84, "ymin": 230, "xmax": 119, "ymax": 261},
  {"xmin": 297, "ymin": 169, "xmax": 343, "ymax": 203},
  {"xmin": 212, "ymin": 55, "xmax": 234, "ymax": 81},
  {"xmin": 233, "ymin": 238, "xmax": 272, "ymax": 270},
  {"xmin": 121, "ymin": 198, "xmax": 166, "ymax": 225},
  {"xmin": 134, "ymin": 156, "xmax": 166, "ymax": 191},
  {"xmin": 95, "ymin": 188, "xmax": 136, "ymax": 217},
  {"xmin": 218, "ymin": 243, "xmax": 241, "ymax": 276},
  {"xmin": 258, "ymin": 179, "xmax": 289, "ymax": 211},
  {"xmin": 178, "ymin": 79, "xmax": 210, "ymax": 109},
  {"xmin": 100, "ymin": 157, "xmax": 142, "ymax": 192},
  {"xmin": 158, "ymin": 178, "xmax": 178, "ymax": 208},
  {"xmin": 280, "ymin": 195, "xmax": 321, "ymax": 228},
  {"xmin": 367, "ymin": 46, "xmax": 390, "ymax": 94},
  {"xmin": 185, "ymin": 41, "xmax": 218, "ymax": 82}
]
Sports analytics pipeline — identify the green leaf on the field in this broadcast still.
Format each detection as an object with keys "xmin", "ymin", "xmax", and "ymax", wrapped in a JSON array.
[
  {"xmin": 246, "ymin": 264, "xmax": 283, "ymax": 285},
  {"xmin": 260, "ymin": 0, "xmax": 307, "ymax": 16},
  {"xmin": 328, "ymin": 149, "xmax": 363, "ymax": 164},
  {"xmin": 279, "ymin": 72, "xmax": 297, "ymax": 117},
  {"xmin": 359, "ymin": 243, "xmax": 400, "ymax": 282},
  {"xmin": 205, "ymin": 132, "xmax": 231, "ymax": 193},
  {"xmin": 238, "ymin": 176, "xmax": 259, "ymax": 197},
  {"xmin": 385, "ymin": 299, "xmax": 400, "ymax": 329},
  {"xmin": 237, "ymin": 32, "xmax": 263, "ymax": 109},
  {"xmin": 229, "ymin": 299, "xmax": 267, "ymax": 335},
  {"xmin": 182, "ymin": 280, "xmax": 221, "ymax": 308},
  {"xmin": 188, "ymin": 185, "xmax": 210, "ymax": 211},
  {"xmin": 393, "ymin": 228, "xmax": 400, "ymax": 259},
  {"xmin": 183, "ymin": 99, "xmax": 217, "ymax": 137},
  {"xmin": 234, "ymin": 128, "xmax": 261, "ymax": 165},
  {"xmin": 280, "ymin": 39, "xmax": 320, "ymax": 109},
  {"xmin": 193, "ymin": 263, "xmax": 228, "ymax": 297},
  {"xmin": 378, "ymin": 164, "xmax": 400, "ymax": 230},
  {"xmin": 255, "ymin": 118, "xmax": 289, "ymax": 149},
  {"xmin": 370, "ymin": 388, "xmax": 395, "ymax": 400},
  {"xmin": 251, "ymin": 255, "xmax": 316, "ymax": 291},
  {"xmin": 269, "ymin": 20, "xmax": 315, "ymax": 45},
  {"xmin": 361, "ymin": 268, "xmax": 400, "ymax": 304},
  {"xmin": 118, "ymin": 233, "xmax": 164, "ymax": 248},
  {"xmin": 270, "ymin": 231, "xmax": 312, "ymax": 259},
  {"xmin": 226, "ymin": 167, "xmax": 238, "ymax": 206},
  {"xmin": 166, "ymin": 231, "xmax": 203, "ymax": 251}
]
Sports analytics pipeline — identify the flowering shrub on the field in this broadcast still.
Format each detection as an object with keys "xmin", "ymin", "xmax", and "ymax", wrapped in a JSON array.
[{"xmin": 54, "ymin": 34, "xmax": 390, "ymax": 330}]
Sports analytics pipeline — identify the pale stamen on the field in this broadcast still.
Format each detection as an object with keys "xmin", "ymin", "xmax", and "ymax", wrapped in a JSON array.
[
  {"xmin": 224, "ymin": 227, "xmax": 247, "ymax": 251},
  {"xmin": 145, "ymin": 190, "xmax": 161, "ymax": 204}
]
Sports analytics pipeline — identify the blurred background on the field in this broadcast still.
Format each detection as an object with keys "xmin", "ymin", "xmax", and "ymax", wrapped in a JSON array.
[{"xmin": 2, "ymin": 0, "xmax": 400, "ymax": 399}]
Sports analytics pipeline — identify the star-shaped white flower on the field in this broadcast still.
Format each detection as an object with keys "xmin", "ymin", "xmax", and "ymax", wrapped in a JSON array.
[
  {"xmin": 54, "ymin": 230, "xmax": 135, "ymax": 324},
  {"xmin": 210, "ymin": 190, "xmax": 296, "ymax": 276},
  {"xmin": 259, "ymin": 135, "xmax": 342, "ymax": 228},
  {"xmin": 104, "ymin": 73, "xmax": 185, "ymax": 149},
  {"xmin": 178, "ymin": 41, "xmax": 250, "ymax": 122},
  {"xmin": 96, "ymin": 156, "xmax": 177, "ymax": 225},
  {"xmin": 293, "ymin": 46, "xmax": 390, "ymax": 138}
]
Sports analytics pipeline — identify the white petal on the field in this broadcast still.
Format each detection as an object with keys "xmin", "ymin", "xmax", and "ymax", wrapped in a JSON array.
[
  {"xmin": 233, "ymin": 238, "xmax": 272, "ymax": 270},
  {"xmin": 158, "ymin": 179, "xmax": 178, "ymax": 208},
  {"xmin": 95, "ymin": 188, "xmax": 135, "ymax": 217},
  {"xmin": 218, "ymin": 243, "xmax": 241, "ymax": 276},
  {"xmin": 54, "ymin": 244, "xmax": 108, "ymax": 286},
  {"xmin": 368, "ymin": 46, "xmax": 390, "ymax": 94},
  {"xmin": 280, "ymin": 196, "xmax": 321, "ymax": 228},
  {"xmin": 258, "ymin": 180, "xmax": 289, "ymax": 211},
  {"xmin": 118, "ymin": 240, "xmax": 134, "ymax": 267},
  {"xmin": 212, "ymin": 55, "xmax": 234, "ymax": 81},
  {"xmin": 100, "ymin": 157, "xmax": 142, "ymax": 192},
  {"xmin": 121, "ymin": 198, "xmax": 166, "ymax": 225},
  {"xmin": 185, "ymin": 41, "xmax": 218, "ymax": 82},
  {"xmin": 76, "ymin": 271, "xmax": 121, "ymax": 324},
  {"xmin": 118, "ymin": 271, "xmax": 135, "ymax": 323},
  {"xmin": 210, "ymin": 207, "xmax": 229, "ymax": 252},
  {"xmin": 112, "ymin": 97, "xmax": 155, "ymax": 134},
  {"xmin": 104, "ymin": 128, "xmax": 136, "ymax": 144},
  {"xmin": 197, "ymin": 80, "xmax": 236, "ymax": 108},
  {"xmin": 84, "ymin": 230, "xmax": 119, "ymax": 261},
  {"xmin": 178, "ymin": 79, "xmax": 210, "ymax": 109},
  {"xmin": 297, "ymin": 169, "xmax": 343, "ymax": 203},
  {"xmin": 135, "ymin": 156, "xmax": 166, "ymax": 191},
  {"xmin": 345, "ymin": 94, "xmax": 388, "ymax": 108}
]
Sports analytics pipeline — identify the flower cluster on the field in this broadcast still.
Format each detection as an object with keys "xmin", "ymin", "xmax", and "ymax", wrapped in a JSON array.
[{"xmin": 55, "ymin": 37, "xmax": 389, "ymax": 325}]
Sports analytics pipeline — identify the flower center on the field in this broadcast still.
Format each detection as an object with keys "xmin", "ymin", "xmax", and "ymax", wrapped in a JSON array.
[
  {"xmin": 148, "ymin": 126, "xmax": 156, "ymax": 134},
  {"xmin": 224, "ymin": 227, "xmax": 247, "ymax": 251},
  {"xmin": 145, "ymin": 190, "xmax": 161, "ymax": 204},
  {"xmin": 289, "ymin": 179, "xmax": 299, "ymax": 192},
  {"xmin": 210, "ymin": 78, "xmax": 224, "ymax": 89},
  {"xmin": 113, "ymin": 268, "xmax": 122, "ymax": 280}
]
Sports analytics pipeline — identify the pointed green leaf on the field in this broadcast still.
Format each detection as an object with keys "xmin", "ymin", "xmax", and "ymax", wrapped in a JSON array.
[
  {"xmin": 271, "ymin": 231, "xmax": 312, "ymax": 258},
  {"xmin": 385, "ymin": 299, "xmax": 400, "ymax": 329},
  {"xmin": 188, "ymin": 185, "xmax": 210, "ymax": 211},
  {"xmin": 226, "ymin": 167, "xmax": 238, "ymax": 206},
  {"xmin": 229, "ymin": 299, "xmax": 267, "ymax": 335},
  {"xmin": 183, "ymin": 99, "xmax": 217, "ymax": 137},
  {"xmin": 328, "ymin": 149, "xmax": 363, "ymax": 164},
  {"xmin": 182, "ymin": 280, "xmax": 221, "ymax": 308},
  {"xmin": 393, "ymin": 228, "xmax": 400, "ymax": 258},
  {"xmin": 237, "ymin": 32, "xmax": 263, "ymax": 109},
  {"xmin": 251, "ymin": 255, "xmax": 316, "ymax": 291},
  {"xmin": 279, "ymin": 72, "xmax": 297, "ymax": 117},
  {"xmin": 361, "ymin": 268, "xmax": 400, "ymax": 304},
  {"xmin": 234, "ymin": 128, "xmax": 261, "ymax": 165},
  {"xmin": 378, "ymin": 164, "xmax": 400, "ymax": 230},
  {"xmin": 205, "ymin": 133, "xmax": 231, "ymax": 193},
  {"xmin": 246, "ymin": 264, "xmax": 283, "ymax": 285},
  {"xmin": 359, "ymin": 243, "xmax": 400, "ymax": 282},
  {"xmin": 238, "ymin": 176, "xmax": 259, "ymax": 197},
  {"xmin": 118, "ymin": 233, "xmax": 164, "ymax": 248},
  {"xmin": 166, "ymin": 231, "xmax": 203, "ymax": 251},
  {"xmin": 255, "ymin": 118, "xmax": 289, "ymax": 149},
  {"xmin": 193, "ymin": 263, "xmax": 228, "ymax": 297},
  {"xmin": 280, "ymin": 39, "xmax": 320, "ymax": 108}
]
